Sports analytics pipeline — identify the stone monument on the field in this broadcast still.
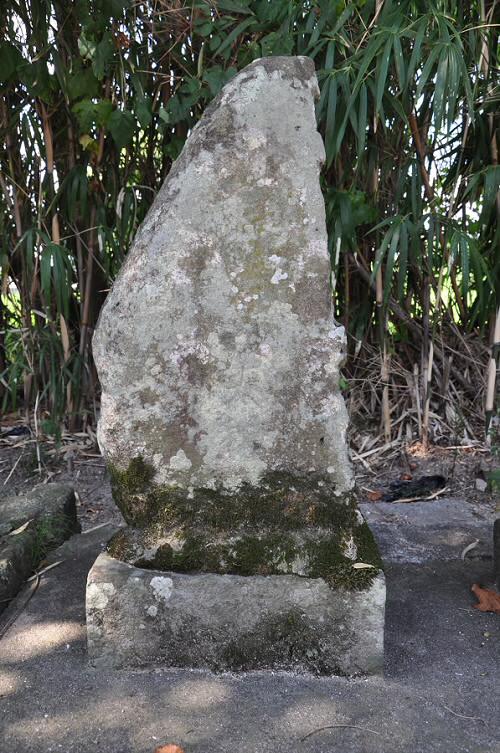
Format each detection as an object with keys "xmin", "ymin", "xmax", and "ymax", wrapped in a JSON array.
[{"xmin": 86, "ymin": 56, "xmax": 385, "ymax": 674}]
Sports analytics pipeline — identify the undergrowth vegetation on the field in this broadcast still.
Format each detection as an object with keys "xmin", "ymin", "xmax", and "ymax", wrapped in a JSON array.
[{"xmin": 0, "ymin": 0, "xmax": 499, "ymax": 445}]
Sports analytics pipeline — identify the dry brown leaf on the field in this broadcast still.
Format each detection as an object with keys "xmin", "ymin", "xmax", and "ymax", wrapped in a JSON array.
[
  {"xmin": 400, "ymin": 473, "xmax": 413, "ymax": 480},
  {"xmin": 367, "ymin": 490, "xmax": 382, "ymax": 501},
  {"xmin": 154, "ymin": 745, "xmax": 185, "ymax": 753},
  {"xmin": 471, "ymin": 583, "xmax": 500, "ymax": 614}
]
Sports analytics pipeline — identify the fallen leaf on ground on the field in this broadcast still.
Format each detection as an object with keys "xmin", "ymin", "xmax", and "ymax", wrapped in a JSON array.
[
  {"xmin": 366, "ymin": 490, "xmax": 382, "ymax": 501},
  {"xmin": 154, "ymin": 746, "xmax": 185, "ymax": 753},
  {"xmin": 471, "ymin": 584, "xmax": 500, "ymax": 614},
  {"xmin": 352, "ymin": 562, "xmax": 375, "ymax": 570},
  {"xmin": 400, "ymin": 473, "xmax": 413, "ymax": 480}
]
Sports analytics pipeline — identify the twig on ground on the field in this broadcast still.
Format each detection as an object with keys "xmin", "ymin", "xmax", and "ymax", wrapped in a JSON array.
[
  {"xmin": 26, "ymin": 560, "xmax": 65, "ymax": 582},
  {"xmin": 438, "ymin": 446, "xmax": 488, "ymax": 451},
  {"xmin": 351, "ymin": 449, "xmax": 375, "ymax": 472},
  {"xmin": 390, "ymin": 486, "xmax": 450, "ymax": 504},
  {"xmin": 74, "ymin": 460, "xmax": 106, "ymax": 467},
  {"xmin": 82, "ymin": 521, "xmax": 115, "ymax": 534},
  {"xmin": 442, "ymin": 704, "xmax": 486, "ymax": 724},
  {"xmin": 300, "ymin": 724, "xmax": 380, "ymax": 742},
  {"xmin": 355, "ymin": 439, "xmax": 401, "ymax": 460},
  {"xmin": 3, "ymin": 450, "xmax": 24, "ymax": 486}
]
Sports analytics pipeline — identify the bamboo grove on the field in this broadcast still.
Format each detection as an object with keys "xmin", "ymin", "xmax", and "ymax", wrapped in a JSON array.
[{"xmin": 1, "ymin": 0, "xmax": 499, "ymax": 446}]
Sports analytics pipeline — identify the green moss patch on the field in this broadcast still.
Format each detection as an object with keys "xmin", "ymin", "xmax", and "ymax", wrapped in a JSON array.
[
  {"xmin": 108, "ymin": 526, "xmax": 382, "ymax": 591},
  {"xmin": 302, "ymin": 521, "xmax": 383, "ymax": 590},
  {"xmin": 107, "ymin": 455, "xmax": 383, "ymax": 591},
  {"xmin": 108, "ymin": 456, "xmax": 358, "ymax": 531},
  {"xmin": 109, "ymin": 457, "xmax": 156, "ymax": 527}
]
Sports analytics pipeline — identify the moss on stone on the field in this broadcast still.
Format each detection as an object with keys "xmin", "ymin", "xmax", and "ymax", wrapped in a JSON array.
[
  {"xmin": 28, "ymin": 507, "xmax": 79, "ymax": 567},
  {"xmin": 135, "ymin": 542, "xmax": 174, "ymax": 571},
  {"xmin": 107, "ymin": 529, "xmax": 136, "ymax": 561},
  {"xmin": 229, "ymin": 533, "xmax": 297, "ymax": 575},
  {"xmin": 305, "ymin": 524, "xmax": 383, "ymax": 591},
  {"xmin": 305, "ymin": 538, "xmax": 369, "ymax": 590},
  {"xmin": 108, "ymin": 456, "xmax": 156, "ymax": 527},
  {"xmin": 108, "ymin": 455, "xmax": 358, "ymax": 531},
  {"xmin": 108, "ymin": 526, "xmax": 382, "ymax": 591},
  {"xmin": 106, "ymin": 456, "xmax": 383, "ymax": 591},
  {"xmin": 353, "ymin": 521, "xmax": 384, "ymax": 570}
]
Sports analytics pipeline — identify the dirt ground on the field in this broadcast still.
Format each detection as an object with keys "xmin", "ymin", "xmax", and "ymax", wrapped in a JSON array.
[{"xmin": 0, "ymin": 432, "xmax": 122, "ymax": 531}]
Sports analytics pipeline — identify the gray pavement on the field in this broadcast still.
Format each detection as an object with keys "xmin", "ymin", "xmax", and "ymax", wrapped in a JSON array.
[{"xmin": 0, "ymin": 498, "xmax": 499, "ymax": 753}]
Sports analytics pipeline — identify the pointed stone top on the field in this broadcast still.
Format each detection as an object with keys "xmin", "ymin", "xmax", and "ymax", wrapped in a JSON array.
[{"xmin": 94, "ymin": 56, "xmax": 353, "ymax": 528}]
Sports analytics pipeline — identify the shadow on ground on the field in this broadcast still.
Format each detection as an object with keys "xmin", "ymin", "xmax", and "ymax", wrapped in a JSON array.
[{"xmin": 0, "ymin": 499, "xmax": 499, "ymax": 753}]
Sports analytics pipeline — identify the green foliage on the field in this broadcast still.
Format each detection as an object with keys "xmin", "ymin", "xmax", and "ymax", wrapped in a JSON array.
[{"xmin": 0, "ymin": 0, "xmax": 498, "ymax": 431}]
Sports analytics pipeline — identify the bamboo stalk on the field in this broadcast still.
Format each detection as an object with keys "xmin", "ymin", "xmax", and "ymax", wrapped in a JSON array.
[
  {"xmin": 485, "ymin": 306, "xmax": 500, "ymax": 441},
  {"xmin": 413, "ymin": 363, "xmax": 422, "ymax": 438},
  {"xmin": 349, "ymin": 253, "xmax": 476, "ymax": 398},
  {"xmin": 480, "ymin": 0, "xmax": 499, "ymax": 439},
  {"xmin": 39, "ymin": 101, "xmax": 75, "ymax": 421}
]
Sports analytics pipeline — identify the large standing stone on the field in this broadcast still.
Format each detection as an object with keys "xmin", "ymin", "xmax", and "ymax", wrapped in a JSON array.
[
  {"xmin": 88, "ymin": 56, "xmax": 385, "ymax": 674},
  {"xmin": 94, "ymin": 55, "xmax": 352, "ymax": 516}
]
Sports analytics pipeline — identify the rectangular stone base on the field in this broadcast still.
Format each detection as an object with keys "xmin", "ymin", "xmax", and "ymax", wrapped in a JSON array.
[{"xmin": 86, "ymin": 553, "xmax": 385, "ymax": 675}]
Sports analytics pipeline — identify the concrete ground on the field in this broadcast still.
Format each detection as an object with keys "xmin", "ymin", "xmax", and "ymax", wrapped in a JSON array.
[{"xmin": 0, "ymin": 497, "xmax": 499, "ymax": 753}]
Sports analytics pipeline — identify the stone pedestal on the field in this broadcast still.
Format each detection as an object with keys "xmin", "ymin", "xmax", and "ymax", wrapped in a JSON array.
[
  {"xmin": 86, "ymin": 55, "xmax": 385, "ymax": 674},
  {"xmin": 87, "ymin": 553, "xmax": 385, "ymax": 674}
]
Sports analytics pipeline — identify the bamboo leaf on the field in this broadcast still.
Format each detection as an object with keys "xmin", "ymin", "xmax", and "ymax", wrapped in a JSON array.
[
  {"xmin": 415, "ymin": 43, "xmax": 441, "ymax": 102},
  {"xmin": 397, "ymin": 220, "xmax": 409, "ymax": 300},
  {"xmin": 215, "ymin": 17, "xmax": 256, "ymax": 56},
  {"xmin": 325, "ymin": 75, "xmax": 338, "ymax": 166},
  {"xmin": 384, "ymin": 222, "xmax": 401, "ymax": 305},
  {"xmin": 376, "ymin": 35, "xmax": 393, "ymax": 116},
  {"xmin": 40, "ymin": 245, "xmax": 52, "ymax": 308},
  {"xmin": 325, "ymin": 39, "xmax": 335, "ymax": 71},
  {"xmin": 433, "ymin": 48, "xmax": 449, "ymax": 132},
  {"xmin": 459, "ymin": 233, "xmax": 470, "ymax": 299},
  {"xmin": 357, "ymin": 82, "xmax": 368, "ymax": 156},
  {"xmin": 393, "ymin": 34, "xmax": 405, "ymax": 91},
  {"xmin": 406, "ymin": 18, "xmax": 426, "ymax": 86}
]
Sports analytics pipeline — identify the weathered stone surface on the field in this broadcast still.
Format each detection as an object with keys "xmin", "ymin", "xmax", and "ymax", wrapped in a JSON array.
[
  {"xmin": 0, "ymin": 484, "xmax": 78, "ymax": 612},
  {"xmin": 361, "ymin": 498, "xmax": 497, "ymax": 564},
  {"xmin": 87, "ymin": 553, "xmax": 385, "ymax": 675},
  {"xmin": 93, "ymin": 55, "xmax": 354, "ymax": 525}
]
